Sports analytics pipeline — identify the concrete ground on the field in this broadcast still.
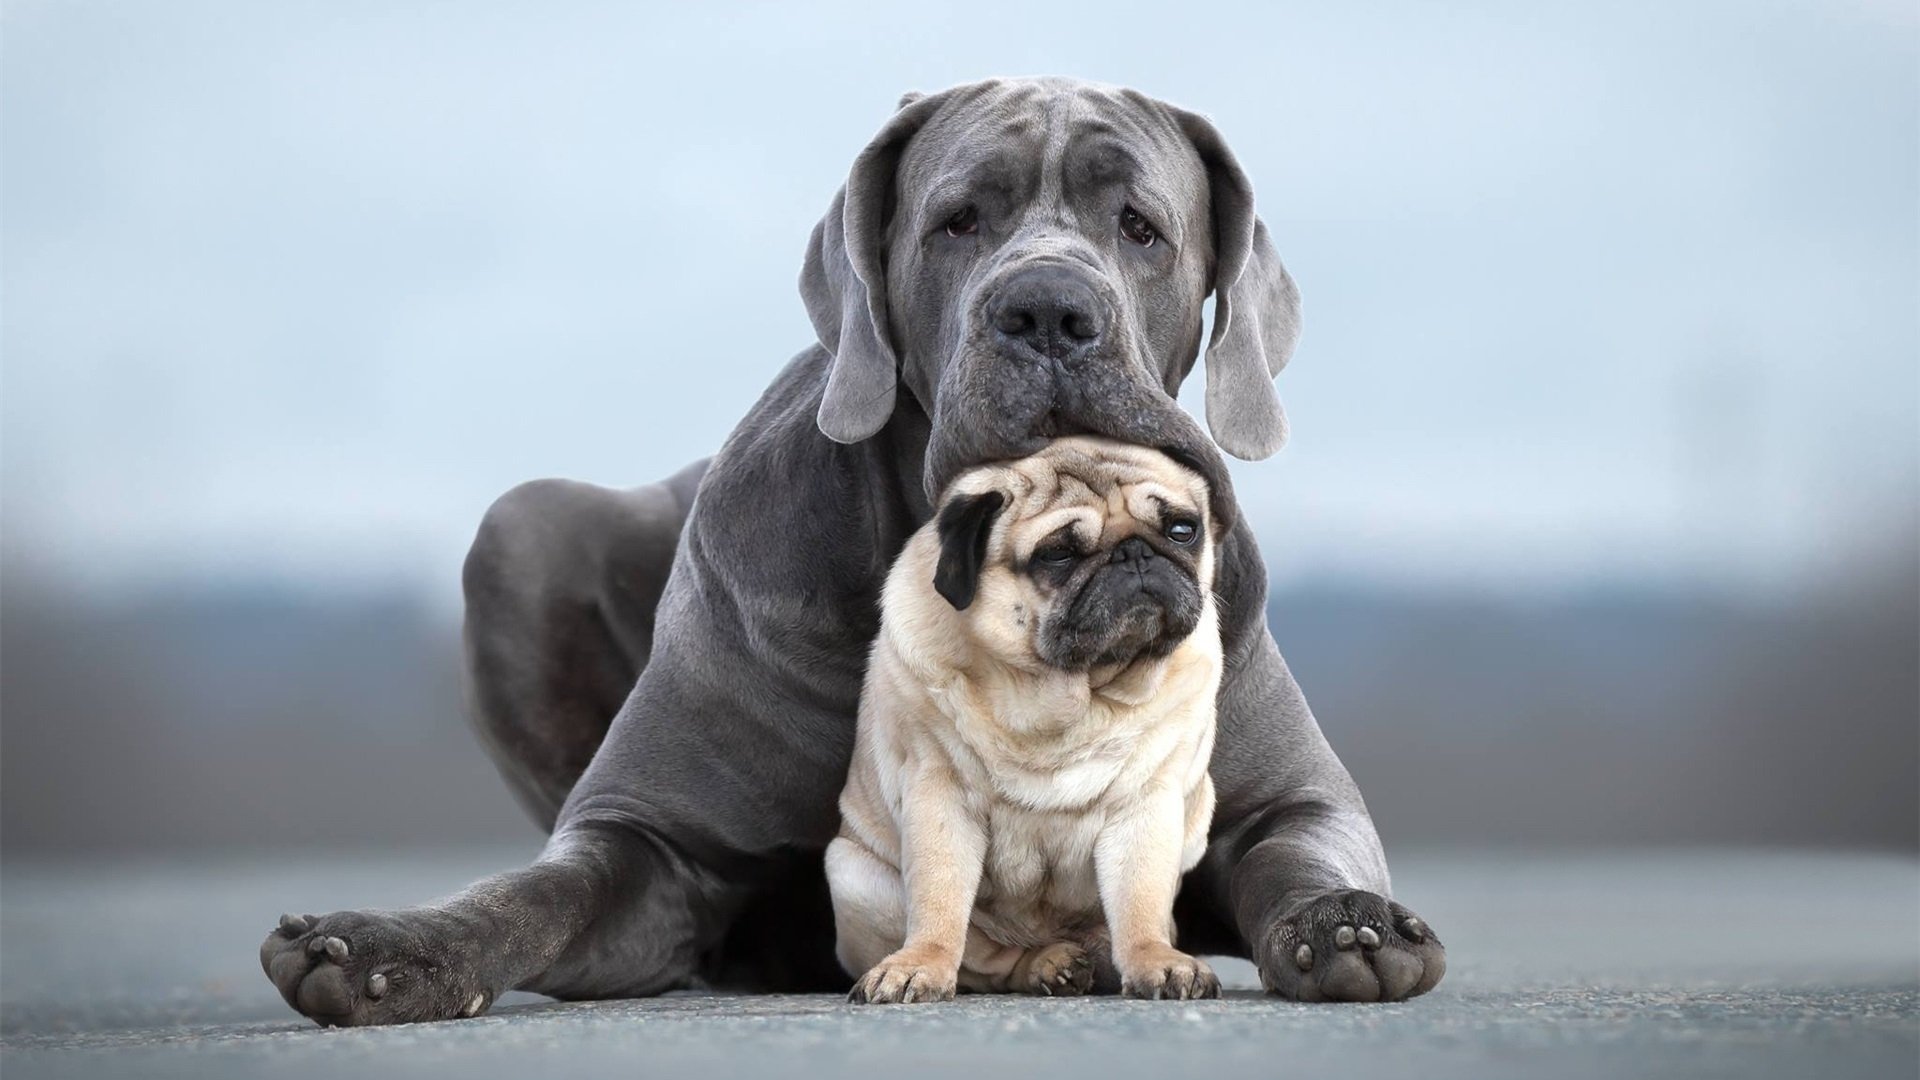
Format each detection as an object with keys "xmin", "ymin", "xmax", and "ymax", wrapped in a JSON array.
[{"xmin": 2, "ymin": 847, "xmax": 1915, "ymax": 1079}]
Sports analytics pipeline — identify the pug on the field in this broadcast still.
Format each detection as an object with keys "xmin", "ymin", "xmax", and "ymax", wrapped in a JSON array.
[{"xmin": 826, "ymin": 435, "xmax": 1223, "ymax": 1003}]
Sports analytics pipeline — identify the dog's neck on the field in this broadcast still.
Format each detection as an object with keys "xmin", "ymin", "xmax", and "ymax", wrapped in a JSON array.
[{"xmin": 869, "ymin": 390, "xmax": 936, "ymax": 525}]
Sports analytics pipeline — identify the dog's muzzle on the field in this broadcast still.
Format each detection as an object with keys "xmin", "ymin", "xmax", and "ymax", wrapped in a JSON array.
[{"xmin": 923, "ymin": 262, "xmax": 1238, "ymax": 530}]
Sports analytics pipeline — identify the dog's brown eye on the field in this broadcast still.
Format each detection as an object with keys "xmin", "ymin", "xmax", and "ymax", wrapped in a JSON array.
[
  {"xmin": 1034, "ymin": 544, "xmax": 1075, "ymax": 565},
  {"xmin": 944, "ymin": 206, "xmax": 979, "ymax": 237},
  {"xmin": 1165, "ymin": 519, "xmax": 1199, "ymax": 545},
  {"xmin": 1119, "ymin": 205, "xmax": 1156, "ymax": 247}
]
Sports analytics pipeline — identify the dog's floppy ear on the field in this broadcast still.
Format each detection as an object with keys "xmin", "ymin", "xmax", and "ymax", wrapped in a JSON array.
[
  {"xmin": 803, "ymin": 91, "xmax": 951, "ymax": 444},
  {"xmin": 1170, "ymin": 106, "xmax": 1302, "ymax": 462},
  {"xmin": 932, "ymin": 490, "xmax": 1005, "ymax": 610}
]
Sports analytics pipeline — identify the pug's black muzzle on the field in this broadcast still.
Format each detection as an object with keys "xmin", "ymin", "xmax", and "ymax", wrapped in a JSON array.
[{"xmin": 1039, "ymin": 540, "xmax": 1206, "ymax": 670}]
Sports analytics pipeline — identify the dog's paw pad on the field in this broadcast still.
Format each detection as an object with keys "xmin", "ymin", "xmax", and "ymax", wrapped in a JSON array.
[
  {"xmin": 259, "ymin": 908, "xmax": 493, "ymax": 1026},
  {"xmin": 305, "ymin": 935, "xmax": 350, "ymax": 962},
  {"xmin": 1256, "ymin": 890, "xmax": 1445, "ymax": 1003}
]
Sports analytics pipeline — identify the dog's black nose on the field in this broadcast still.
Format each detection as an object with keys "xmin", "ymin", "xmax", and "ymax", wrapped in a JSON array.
[
  {"xmin": 1110, "ymin": 537, "xmax": 1155, "ymax": 565},
  {"xmin": 989, "ymin": 264, "xmax": 1105, "ymax": 363}
]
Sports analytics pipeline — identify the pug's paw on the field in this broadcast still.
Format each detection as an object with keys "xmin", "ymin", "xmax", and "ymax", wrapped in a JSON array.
[
  {"xmin": 848, "ymin": 946, "xmax": 959, "ymax": 1004},
  {"xmin": 1013, "ymin": 940, "xmax": 1097, "ymax": 996},
  {"xmin": 1119, "ymin": 945, "xmax": 1219, "ymax": 1000}
]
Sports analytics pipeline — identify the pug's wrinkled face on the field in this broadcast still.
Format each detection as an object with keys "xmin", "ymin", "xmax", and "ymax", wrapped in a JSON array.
[{"xmin": 930, "ymin": 436, "xmax": 1215, "ymax": 673}]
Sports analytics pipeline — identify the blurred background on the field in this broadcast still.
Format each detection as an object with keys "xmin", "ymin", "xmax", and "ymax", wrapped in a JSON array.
[{"xmin": 3, "ymin": 0, "xmax": 1914, "ymax": 860}]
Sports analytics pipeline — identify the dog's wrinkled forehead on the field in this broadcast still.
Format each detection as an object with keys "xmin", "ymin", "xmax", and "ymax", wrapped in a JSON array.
[{"xmin": 892, "ymin": 80, "xmax": 1207, "ymax": 248}]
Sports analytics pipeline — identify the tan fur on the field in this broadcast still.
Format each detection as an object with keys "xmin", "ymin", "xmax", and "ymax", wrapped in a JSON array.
[{"xmin": 827, "ymin": 436, "xmax": 1224, "ymax": 1002}]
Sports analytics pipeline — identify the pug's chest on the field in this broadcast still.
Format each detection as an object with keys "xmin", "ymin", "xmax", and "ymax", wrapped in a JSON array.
[
  {"xmin": 969, "ymin": 799, "xmax": 1110, "ymax": 944},
  {"xmin": 960, "ymin": 751, "xmax": 1159, "ymax": 932},
  {"xmin": 943, "ymin": 685, "xmax": 1212, "ymax": 944}
]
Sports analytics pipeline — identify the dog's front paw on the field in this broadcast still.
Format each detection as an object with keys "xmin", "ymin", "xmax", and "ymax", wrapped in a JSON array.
[
  {"xmin": 848, "ymin": 947, "xmax": 959, "ymax": 1004},
  {"xmin": 1119, "ymin": 945, "xmax": 1219, "ymax": 1000},
  {"xmin": 260, "ymin": 909, "xmax": 495, "ymax": 1027},
  {"xmin": 1256, "ymin": 889, "xmax": 1445, "ymax": 1003}
]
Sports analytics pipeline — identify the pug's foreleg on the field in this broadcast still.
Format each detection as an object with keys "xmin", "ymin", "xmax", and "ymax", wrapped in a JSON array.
[
  {"xmin": 847, "ymin": 766, "xmax": 985, "ymax": 1004},
  {"xmin": 1095, "ymin": 786, "xmax": 1220, "ymax": 1000}
]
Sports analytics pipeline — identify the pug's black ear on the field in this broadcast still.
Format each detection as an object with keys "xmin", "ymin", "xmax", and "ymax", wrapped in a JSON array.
[{"xmin": 932, "ymin": 491, "xmax": 1005, "ymax": 610}]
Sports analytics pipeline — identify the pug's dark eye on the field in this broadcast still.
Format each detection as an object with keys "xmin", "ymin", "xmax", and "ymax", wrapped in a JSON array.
[
  {"xmin": 1165, "ymin": 519, "xmax": 1199, "ymax": 545},
  {"xmin": 1119, "ymin": 205, "xmax": 1156, "ymax": 247},
  {"xmin": 944, "ymin": 206, "xmax": 979, "ymax": 237},
  {"xmin": 1034, "ymin": 544, "xmax": 1076, "ymax": 565}
]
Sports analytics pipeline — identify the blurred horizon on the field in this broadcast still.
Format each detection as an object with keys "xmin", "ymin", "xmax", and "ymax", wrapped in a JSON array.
[
  {"xmin": 3, "ymin": 1, "xmax": 1915, "ymax": 854},
  {"xmin": 3, "ymin": 568, "xmax": 1914, "ymax": 854}
]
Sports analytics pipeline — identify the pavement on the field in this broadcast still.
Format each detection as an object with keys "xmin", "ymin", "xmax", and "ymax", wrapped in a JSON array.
[{"xmin": 2, "ymin": 846, "xmax": 1915, "ymax": 1079}]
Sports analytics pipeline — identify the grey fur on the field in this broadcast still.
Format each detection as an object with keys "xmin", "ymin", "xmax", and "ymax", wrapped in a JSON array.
[{"xmin": 258, "ymin": 77, "xmax": 1443, "ymax": 1026}]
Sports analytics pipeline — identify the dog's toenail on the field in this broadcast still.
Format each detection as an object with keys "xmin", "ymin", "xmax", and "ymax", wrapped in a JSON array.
[
  {"xmin": 279, "ymin": 914, "xmax": 310, "ymax": 936},
  {"xmin": 366, "ymin": 973, "xmax": 388, "ymax": 999},
  {"xmin": 1357, "ymin": 926, "xmax": 1382, "ymax": 949},
  {"xmin": 307, "ymin": 937, "xmax": 327, "ymax": 957},
  {"xmin": 1334, "ymin": 925, "xmax": 1357, "ymax": 949},
  {"xmin": 1294, "ymin": 943, "xmax": 1313, "ymax": 970},
  {"xmin": 1401, "ymin": 917, "xmax": 1426, "ymax": 942},
  {"xmin": 323, "ymin": 936, "xmax": 349, "ymax": 962},
  {"xmin": 463, "ymin": 992, "xmax": 486, "ymax": 1017}
]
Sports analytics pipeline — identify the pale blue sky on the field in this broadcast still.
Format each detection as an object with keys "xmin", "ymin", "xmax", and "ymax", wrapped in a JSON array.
[{"xmin": 4, "ymin": 0, "xmax": 1915, "ymax": 605}]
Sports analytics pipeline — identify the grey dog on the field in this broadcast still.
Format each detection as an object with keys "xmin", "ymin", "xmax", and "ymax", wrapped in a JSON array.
[{"xmin": 260, "ymin": 76, "xmax": 1445, "ymax": 1025}]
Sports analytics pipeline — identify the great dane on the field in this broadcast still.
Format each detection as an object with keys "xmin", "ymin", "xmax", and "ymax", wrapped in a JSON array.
[{"xmin": 261, "ymin": 76, "xmax": 1445, "ymax": 1025}]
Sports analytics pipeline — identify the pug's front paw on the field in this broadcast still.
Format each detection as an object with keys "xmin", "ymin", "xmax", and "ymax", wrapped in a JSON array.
[
  {"xmin": 1119, "ymin": 945, "xmax": 1219, "ymax": 1000},
  {"xmin": 848, "ymin": 946, "xmax": 959, "ymax": 1004}
]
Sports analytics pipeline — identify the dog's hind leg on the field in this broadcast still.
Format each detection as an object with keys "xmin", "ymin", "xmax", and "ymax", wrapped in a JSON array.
[{"xmin": 461, "ymin": 459, "xmax": 710, "ymax": 829}]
